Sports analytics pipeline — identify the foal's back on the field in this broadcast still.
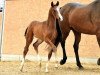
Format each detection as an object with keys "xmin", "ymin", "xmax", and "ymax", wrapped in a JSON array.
[{"xmin": 27, "ymin": 21, "xmax": 47, "ymax": 40}]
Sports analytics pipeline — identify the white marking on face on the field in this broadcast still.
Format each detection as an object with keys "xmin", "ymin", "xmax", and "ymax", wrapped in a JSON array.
[{"xmin": 56, "ymin": 7, "xmax": 63, "ymax": 21}]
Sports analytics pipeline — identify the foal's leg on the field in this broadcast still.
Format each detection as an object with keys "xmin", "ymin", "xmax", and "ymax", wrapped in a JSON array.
[
  {"xmin": 72, "ymin": 30, "xmax": 83, "ymax": 69},
  {"xmin": 54, "ymin": 50, "xmax": 58, "ymax": 68},
  {"xmin": 96, "ymin": 34, "xmax": 100, "ymax": 65},
  {"xmin": 33, "ymin": 39, "xmax": 43, "ymax": 66},
  {"xmin": 20, "ymin": 33, "xmax": 33, "ymax": 71},
  {"xmin": 48, "ymin": 42, "xmax": 59, "ymax": 68},
  {"xmin": 47, "ymin": 48, "xmax": 58, "ymax": 69},
  {"xmin": 45, "ymin": 39, "xmax": 57, "ymax": 72}
]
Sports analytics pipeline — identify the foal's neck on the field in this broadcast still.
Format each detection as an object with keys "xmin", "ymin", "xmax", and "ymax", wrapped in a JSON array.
[{"xmin": 47, "ymin": 12, "xmax": 56, "ymax": 28}]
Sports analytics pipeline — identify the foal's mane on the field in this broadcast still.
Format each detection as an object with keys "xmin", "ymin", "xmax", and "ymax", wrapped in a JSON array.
[
  {"xmin": 47, "ymin": 6, "xmax": 62, "ymax": 44},
  {"xmin": 47, "ymin": 6, "xmax": 55, "ymax": 26}
]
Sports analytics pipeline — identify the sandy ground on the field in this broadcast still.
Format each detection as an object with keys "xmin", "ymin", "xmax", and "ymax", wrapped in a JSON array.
[{"xmin": 0, "ymin": 61, "xmax": 100, "ymax": 75}]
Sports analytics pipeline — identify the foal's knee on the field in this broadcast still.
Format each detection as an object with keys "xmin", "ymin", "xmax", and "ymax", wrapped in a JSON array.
[
  {"xmin": 23, "ymin": 46, "xmax": 29, "ymax": 55},
  {"xmin": 48, "ymin": 50, "xmax": 53, "ymax": 60}
]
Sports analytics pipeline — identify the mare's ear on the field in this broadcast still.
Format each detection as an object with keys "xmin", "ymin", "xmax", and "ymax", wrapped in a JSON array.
[
  {"xmin": 51, "ymin": 1, "xmax": 54, "ymax": 7},
  {"xmin": 56, "ymin": 1, "xmax": 59, "ymax": 6}
]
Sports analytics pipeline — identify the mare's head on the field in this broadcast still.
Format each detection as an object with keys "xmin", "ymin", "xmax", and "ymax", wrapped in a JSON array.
[{"xmin": 50, "ymin": 1, "xmax": 63, "ymax": 21}]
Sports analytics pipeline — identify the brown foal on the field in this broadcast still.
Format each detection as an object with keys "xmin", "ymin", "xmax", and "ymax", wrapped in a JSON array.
[{"xmin": 20, "ymin": 1, "xmax": 63, "ymax": 72}]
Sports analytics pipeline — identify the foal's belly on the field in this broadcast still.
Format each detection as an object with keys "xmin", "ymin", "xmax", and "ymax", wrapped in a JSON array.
[{"xmin": 33, "ymin": 26, "xmax": 44, "ymax": 40}]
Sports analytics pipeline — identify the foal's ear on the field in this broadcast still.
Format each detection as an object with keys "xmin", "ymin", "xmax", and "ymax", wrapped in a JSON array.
[
  {"xmin": 56, "ymin": 1, "xmax": 59, "ymax": 6},
  {"xmin": 51, "ymin": 1, "xmax": 54, "ymax": 7}
]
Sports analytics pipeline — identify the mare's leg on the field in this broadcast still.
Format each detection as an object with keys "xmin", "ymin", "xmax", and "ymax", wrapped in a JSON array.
[
  {"xmin": 60, "ymin": 33, "xmax": 70, "ymax": 65},
  {"xmin": 33, "ymin": 39, "xmax": 43, "ymax": 66},
  {"xmin": 72, "ymin": 29, "xmax": 83, "ymax": 69},
  {"xmin": 96, "ymin": 34, "xmax": 100, "ymax": 65},
  {"xmin": 20, "ymin": 32, "xmax": 33, "ymax": 71}
]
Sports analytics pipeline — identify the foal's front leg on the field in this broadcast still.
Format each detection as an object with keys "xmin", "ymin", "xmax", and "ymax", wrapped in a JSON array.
[
  {"xmin": 48, "ymin": 49, "xmax": 58, "ymax": 68},
  {"xmin": 54, "ymin": 51, "xmax": 58, "ymax": 68},
  {"xmin": 45, "ymin": 39, "xmax": 57, "ymax": 72}
]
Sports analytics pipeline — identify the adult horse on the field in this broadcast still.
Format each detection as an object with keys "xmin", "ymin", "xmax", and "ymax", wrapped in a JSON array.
[
  {"xmin": 20, "ymin": 1, "xmax": 63, "ymax": 72},
  {"xmin": 59, "ymin": 0, "xmax": 100, "ymax": 69}
]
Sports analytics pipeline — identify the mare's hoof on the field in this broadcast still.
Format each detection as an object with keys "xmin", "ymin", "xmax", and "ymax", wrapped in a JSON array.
[
  {"xmin": 78, "ymin": 66, "xmax": 84, "ymax": 70},
  {"xmin": 60, "ymin": 59, "xmax": 66, "ymax": 65},
  {"xmin": 97, "ymin": 58, "xmax": 100, "ymax": 65}
]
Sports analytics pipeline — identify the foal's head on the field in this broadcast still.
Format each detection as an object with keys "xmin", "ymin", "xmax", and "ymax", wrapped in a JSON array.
[{"xmin": 50, "ymin": 1, "xmax": 63, "ymax": 21}]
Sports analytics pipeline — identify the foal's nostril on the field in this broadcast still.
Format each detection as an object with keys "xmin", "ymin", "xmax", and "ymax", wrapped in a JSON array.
[{"xmin": 59, "ymin": 17, "xmax": 63, "ymax": 21}]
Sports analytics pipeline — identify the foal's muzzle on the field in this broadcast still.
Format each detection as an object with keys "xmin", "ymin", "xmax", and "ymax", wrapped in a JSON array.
[{"xmin": 59, "ymin": 17, "xmax": 63, "ymax": 21}]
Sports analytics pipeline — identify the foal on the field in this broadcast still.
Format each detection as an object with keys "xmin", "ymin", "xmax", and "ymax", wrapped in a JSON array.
[{"xmin": 20, "ymin": 1, "xmax": 63, "ymax": 72}]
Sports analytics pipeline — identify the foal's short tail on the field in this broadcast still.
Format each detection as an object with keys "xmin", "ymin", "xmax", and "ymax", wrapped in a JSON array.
[{"xmin": 24, "ymin": 27, "xmax": 28, "ymax": 36}]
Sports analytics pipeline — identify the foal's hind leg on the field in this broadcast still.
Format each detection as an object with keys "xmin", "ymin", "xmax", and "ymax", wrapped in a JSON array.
[
  {"xmin": 20, "ymin": 34, "xmax": 33, "ymax": 71},
  {"xmin": 33, "ymin": 39, "xmax": 43, "ymax": 67},
  {"xmin": 96, "ymin": 34, "xmax": 100, "ymax": 65},
  {"xmin": 72, "ymin": 29, "xmax": 83, "ymax": 69}
]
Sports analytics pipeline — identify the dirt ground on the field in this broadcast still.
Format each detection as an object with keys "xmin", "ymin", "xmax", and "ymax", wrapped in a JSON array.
[
  {"xmin": 0, "ymin": 61, "xmax": 100, "ymax": 75},
  {"xmin": 0, "ymin": 1, "xmax": 100, "ymax": 74}
]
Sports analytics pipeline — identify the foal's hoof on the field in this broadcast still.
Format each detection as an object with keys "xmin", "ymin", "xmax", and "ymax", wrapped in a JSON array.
[
  {"xmin": 39, "ymin": 62, "xmax": 42, "ymax": 68},
  {"xmin": 20, "ymin": 68, "xmax": 23, "ymax": 72},
  {"xmin": 45, "ymin": 69, "xmax": 49, "ymax": 73},
  {"xmin": 97, "ymin": 58, "xmax": 100, "ymax": 65},
  {"xmin": 19, "ymin": 67, "xmax": 23, "ymax": 72},
  {"xmin": 55, "ymin": 64, "xmax": 58, "ymax": 68},
  {"xmin": 60, "ymin": 59, "xmax": 66, "ymax": 65},
  {"xmin": 20, "ymin": 69, "xmax": 22, "ymax": 72}
]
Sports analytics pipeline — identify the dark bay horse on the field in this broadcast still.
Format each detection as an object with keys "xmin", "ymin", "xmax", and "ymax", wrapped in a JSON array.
[
  {"xmin": 58, "ymin": 0, "xmax": 100, "ymax": 69},
  {"xmin": 20, "ymin": 1, "xmax": 63, "ymax": 72}
]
